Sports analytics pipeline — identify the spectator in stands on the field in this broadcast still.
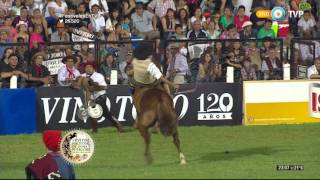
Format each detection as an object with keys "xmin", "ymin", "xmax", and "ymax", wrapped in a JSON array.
[
  {"xmin": 34, "ymin": 0, "xmax": 45, "ymax": 14},
  {"xmin": 25, "ymin": 130, "xmax": 75, "ymax": 179},
  {"xmin": 260, "ymin": 37, "xmax": 272, "ymax": 59},
  {"xmin": 220, "ymin": 6, "xmax": 234, "ymax": 30},
  {"xmin": 176, "ymin": 0, "xmax": 189, "ymax": 13},
  {"xmin": 45, "ymin": 0, "xmax": 68, "ymax": 31},
  {"xmin": 240, "ymin": 21, "xmax": 255, "ymax": 39},
  {"xmin": 50, "ymin": 21, "xmax": 70, "ymax": 50},
  {"xmin": 74, "ymin": 54, "xmax": 83, "ymax": 69},
  {"xmin": 261, "ymin": 45, "xmax": 282, "ymax": 80},
  {"xmin": 220, "ymin": 24, "xmax": 239, "ymax": 39},
  {"xmin": 200, "ymin": 0, "xmax": 215, "ymax": 14},
  {"xmin": 232, "ymin": 41, "xmax": 245, "ymax": 63},
  {"xmin": 90, "ymin": 4, "xmax": 106, "ymax": 40},
  {"xmin": 245, "ymin": 41, "xmax": 262, "ymax": 72},
  {"xmin": 187, "ymin": 20, "xmax": 208, "ymax": 40},
  {"xmin": 89, "ymin": 0, "xmax": 109, "ymax": 17},
  {"xmin": 171, "ymin": 24, "xmax": 186, "ymax": 39},
  {"xmin": 0, "ymin": 0, "xmax": 14, "ymax": 16},
  {"xmin": 0, "ymin": 30, "xmax": 11, "ymax": 58},
  {"xmin": 234, "ymin": 5, "xmax": 250, "ymax": 31},
  {"xmin": 257, "ymin": 19, "xmax": 276, "ymax": 39},
  {"xmin": 11, "ymin": 0, "xmax": 23, "ymax": 16},
  {"xmin": 79, "ymin": 52, "xmax": 97, "ymax": 74},
  {"xmin": 107, "ymin": 23, "xmax": 122, "ymax": 49},
  {"xmin": 186, "ymin": 0, "xmax": 199, "ymax": 16},
  {"xmin": 15, "ymin": 37, "xmax": 28, "ymax": 64},
  {"xmin": 78, "ymin": 3, "xmax": 91, "ymax": 27},
  {"xmin": 78, "ymin": 44, "xmax": 90, "ymax": 62},
  {"xmin": 105, "ymin": 9, "xmax": 120, "ymax": 33},
  {"xmin": 13, "ymin": 21, "xmax": 29, "ymax": 43},
  {"xmin": 131, "ymin": 3, "xmax": 159, "ymax": 40},
  {"xmin": 161, "ymin": 8, "xmax": 176, "ymax": 40},
  {"xmin": 0, "ymin": 16, "xmax": 17, "ymax": 41},
  {"xmin": 226, "ymin": 43, "xmax": 244, "ymax": 82},
  {"xmin": 206, "ymin": 20, "xmax": 221, "ymax": 39},
  {"xmin": 175, "ymin": 8, "xmax": 191, "ymax": 35},
  {"xmin": 187, "ymin": 20, "xmax": 208, "ymax": 82},
  {"xmin": 198, "ymin": 51, "xmax": 222, "ymax": 82},
  {"xmin": 0, "ymin": 47, "xmax": 13, "ymax": 69},
  {"xmin": 307, "ymin": 57, "xmax": 320, "ymax": 79},
  {"xmin": 122, "ymin": 0, "xmax": 136, "ymax": 17},
  {"xmin": 25, "ymin": 0, "xmax": 36, "ymax": 15},
  {"xmin": 213, "ymin": 41, "xmax": 225, "ymax": 64},
  {"xmin": 190, "ymin": 7, "xmax": 206, "ymax": 27},
  {"xmin": 29, "ymin": 24, "xmax": 45, "ymax": 49},
  {"xmin": 99, "ymin": 54, "xmax": 120, "ymax": 84},
  {"xmin": 12, "ymin": 7, "xmax": 33, "ymax": 33},
  {"xmin": 148, "ymin": 0, "xmax": 176, "ymax": 18},
  {"xmin": 241, "ymin": 58, "xmax": 257, "ymax": 81},
  {"xmin": 0, "ymin": 54, "xmax": 28, "ymax": 88},
  {"xmin": 26, "ymin": 52, "xmax": 51, "ymax": 87},
  {"xmin": 298, "ymin": 11, "xmax": 317, "ymax": 38},
  {"xmin": 0, "ymin": 9, "xmax": 5, "ymax": 26},
  {"xmin": 31, "ymin": 8, "xmax": 49, "ymax": 41},
  {"xmin": 57, "ymin": 55, "xmax": 80, "ymax": 86},
  {"xmin": 121, "ymin": 15, "xmax": 131, "ymax": 34},
  {"xmin": 166, "ymin": 44, "xmax": 189, "ymax": 84}
]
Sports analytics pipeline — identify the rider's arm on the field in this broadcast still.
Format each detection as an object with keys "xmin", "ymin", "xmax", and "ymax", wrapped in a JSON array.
[{"xmin": 147, "ymin": 63, "xmax": 177, "ymax": 90}]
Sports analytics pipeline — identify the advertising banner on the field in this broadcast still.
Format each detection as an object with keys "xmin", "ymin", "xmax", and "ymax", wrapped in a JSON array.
[
  {"xmin": 243, "ymin": 80, "xmax": 320, "ymax": 125},
  {"xmin": 37, "ymin": 83, "xmax": 243, "ymax": 131}
]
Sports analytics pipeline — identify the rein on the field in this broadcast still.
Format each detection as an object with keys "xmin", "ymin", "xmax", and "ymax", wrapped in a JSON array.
[{"xmin": 174, "ymin": 81, "xmax": 199, "ymax": 95}]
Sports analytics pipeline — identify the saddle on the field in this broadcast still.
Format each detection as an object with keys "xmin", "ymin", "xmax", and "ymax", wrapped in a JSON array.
[{"xmin": 132, "ymin": 83, "xmax": 168, "ymax": 115}]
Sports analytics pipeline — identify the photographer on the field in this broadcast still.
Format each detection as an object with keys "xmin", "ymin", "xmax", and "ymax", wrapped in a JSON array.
[
  {"xmin": 81, "ymin": 62, "xmax": 124, "ymax": 133},
  {"xmin": 198, "ymin": 51, "xmax": 222, "ymax": 83},
  {"xmin": 225, "ymin": 42, "xmax": 244, "ymax": 83}
]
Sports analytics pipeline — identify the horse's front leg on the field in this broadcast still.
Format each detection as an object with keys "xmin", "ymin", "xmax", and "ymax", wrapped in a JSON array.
[{"xmin": 173, "ymin": 130, "xmax": 187, "ymax": 165}]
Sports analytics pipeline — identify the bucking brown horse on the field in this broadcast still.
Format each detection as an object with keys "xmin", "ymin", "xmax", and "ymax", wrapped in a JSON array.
[{"xmin": 133, "ymin": 85, "xmax": 187, "ymax": 165}]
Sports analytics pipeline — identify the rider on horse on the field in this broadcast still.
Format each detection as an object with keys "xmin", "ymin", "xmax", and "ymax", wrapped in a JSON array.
[{"xmin": 127, "ymin": 42, "xmax": 178, "ymax": 97}]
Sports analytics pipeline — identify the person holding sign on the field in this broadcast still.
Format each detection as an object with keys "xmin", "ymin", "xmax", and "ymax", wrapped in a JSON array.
[{"xmin": 57, "ymin": 55, "xmax": 80, "ymax": 86}]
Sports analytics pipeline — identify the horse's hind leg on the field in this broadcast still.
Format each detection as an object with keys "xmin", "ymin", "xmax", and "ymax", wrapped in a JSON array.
[
  {"xmin": 137, "ymin": 112, "xmax": 155, "ymax": 165},
  {"xmin": 138, "ymin": 125, "xmax": 153, "ymax": 165},
  {"xmin": 172, "ymin": 130, "xmax": 187, "ymax": 165}
]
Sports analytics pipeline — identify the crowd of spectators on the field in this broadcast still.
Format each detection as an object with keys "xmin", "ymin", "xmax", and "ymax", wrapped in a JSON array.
[{"xmin": 0, "ymin": 0, "xmax": 319, "ymax": 88}]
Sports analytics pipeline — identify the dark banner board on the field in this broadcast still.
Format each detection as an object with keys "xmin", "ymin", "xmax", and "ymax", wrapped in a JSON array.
[{"xmin": 37, "ymin": 83, "xmax": 243, "ymax": 131}]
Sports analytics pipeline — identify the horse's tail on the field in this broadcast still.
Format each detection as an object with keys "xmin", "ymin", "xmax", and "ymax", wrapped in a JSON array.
[{"xmin": 157, "ymin": 93, "xmax": 178, "ymax": 137}]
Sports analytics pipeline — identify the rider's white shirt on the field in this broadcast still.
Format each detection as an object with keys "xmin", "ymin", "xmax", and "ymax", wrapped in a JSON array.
[
  {"xmin": 81, "ymin": 72, "xmax": 107, "ymax": 100},
  {"xmin": 147, "ymin": 63, "xmax": 162, "ymax": 80}
]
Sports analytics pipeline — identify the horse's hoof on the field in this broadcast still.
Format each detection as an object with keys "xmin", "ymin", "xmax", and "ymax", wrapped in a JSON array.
[
  {"xmin": 180, "ymin": 159, "xmax": 187, "ymax": 165},
  {"xmin": 145, "ymin": 156, "xmax": 154, "ymax": 165}
]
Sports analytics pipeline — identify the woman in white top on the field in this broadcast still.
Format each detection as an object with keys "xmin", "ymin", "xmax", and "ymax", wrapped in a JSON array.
[
  {"xmin": 190, "ymin": 7, "xmax": 206, "ymax": 28},
  {"xmin": 45, "ymin": 0, "xmax": 68, "ymax": 31},
  {"xmin": 206, "ymin": 20, "xmax": 221, "ymax": 39},
  {"xmin": 175, "ymin": 8, "xmax": 191, "ymax": 36},
  {"xmin": 105, "ymin": 9, "xmax": 120, "ymax": 33}
]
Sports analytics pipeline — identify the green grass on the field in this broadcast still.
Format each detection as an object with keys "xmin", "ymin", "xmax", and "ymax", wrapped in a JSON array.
[{"xmin": 0, "ymin": 124, "xmax": 320, "ymax": 179}]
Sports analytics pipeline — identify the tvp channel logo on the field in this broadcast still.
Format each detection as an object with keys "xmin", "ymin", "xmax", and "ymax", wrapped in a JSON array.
[{"xmin": 256, "ymin": 7, "xmax": 304, "ymax": 21}]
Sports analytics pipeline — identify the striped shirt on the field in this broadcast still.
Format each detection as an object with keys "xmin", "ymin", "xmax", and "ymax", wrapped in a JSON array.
[
  {"xmin": 0, "ymin": 0, "xmax": 14, "ymax": 15},
  {"xmin": 148, "ymin": 0, "xmax": 176, "ymax": 18}
]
